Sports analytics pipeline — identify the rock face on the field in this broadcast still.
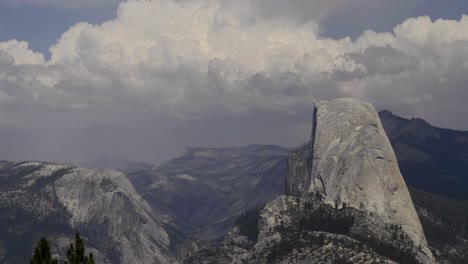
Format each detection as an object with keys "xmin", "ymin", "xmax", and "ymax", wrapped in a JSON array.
[
  {"xmin": 54, "ymin": 167, "xmax": 172, "ymax": 264},
  {"xmin": 287, "ymin": 98, "xmax": 433, "ymax": 262},
  {"xmin": 179, "ymin": 194, "xmax": 417, "ymax": 264},
  {"xmin": 178, "ymin": 98, "xmax": 437, "ymax": 264},
  {"xmin": 0, "ymin": 161, "xmax": 173, "ymax": 264}
]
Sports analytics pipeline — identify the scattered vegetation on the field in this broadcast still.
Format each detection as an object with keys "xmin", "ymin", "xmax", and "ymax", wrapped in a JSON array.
[
  {"xmin": 235, "ymin": 204, "xmax": 264, "ymax": 241},
  {"xmin": 33, "ymin": 167, "xmax": 75, "ymax": 190},
  {"xmin": 298, "ymin": 201, "xmax": 355, "ymax": 235},
  {"xmin": 30, "ymin": 234, "xmax": 94, "ymax": 264},
  {"xmin": 410, "ymin": 187, "xmax": 468, "ymax": 243},
  {"xmin": 358, "ymin": 232, "xmax": 420, "ymax": 264},
  {"xmin": 409, "ymin": 188, "xmax": 468, "ymax": 263},
  {"xmin": 99, "ymin": 177, "xmax": 117, "ymax": 193},
  {"xmin": 270, "ymin": 197, "xmax": 421, "ymax": 264}
]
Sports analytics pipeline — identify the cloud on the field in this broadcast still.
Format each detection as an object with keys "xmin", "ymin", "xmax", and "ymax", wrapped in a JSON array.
[
  {"xmin": 1, "ymin": 0, "xmax": 468, "ymax": 162},
  {"xmin": 0, "ymin": 40, "xmax": 44, "ymax": 64},
  {"xmin": 0, "ymin": 0, "xmax": 123, "ymax": 9}
]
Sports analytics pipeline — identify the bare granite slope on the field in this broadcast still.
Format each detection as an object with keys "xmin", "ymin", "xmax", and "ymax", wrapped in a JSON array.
[
  {"xmin": 287, "ymin": 98, "xmax": 434, "ymax": 262},
  {"xmin": 54, "ymin": 167, "xmax": 172, "ymax": 264},
  {"xmin": 0, "ymin": 162, "xmax": 173, "ymax": 264}
]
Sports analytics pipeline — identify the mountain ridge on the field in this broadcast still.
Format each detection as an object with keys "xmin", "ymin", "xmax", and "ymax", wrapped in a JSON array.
[
  {"xmin": 0, "ymin": 161, "xmax": 173, "ymax": 264},
  {"xmin": 379, "ymin": 110, "xmax": 468, "ymax": 200},
  {"xmin": 178, "ymin": 98, "xmax": 435, "ymax": 264},
  {"xmin": 1, "ymin": 103, "xmax": 468, "ymax": 263}
]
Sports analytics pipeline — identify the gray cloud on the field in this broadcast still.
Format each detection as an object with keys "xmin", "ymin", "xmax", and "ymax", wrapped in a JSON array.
[
  {"xmin": 232, "ymin": 0, "xmax": 367, "ymax": 23},
  {"xmin": 0, "ymin": 0, "xmax": 468, "ymax": 162}
]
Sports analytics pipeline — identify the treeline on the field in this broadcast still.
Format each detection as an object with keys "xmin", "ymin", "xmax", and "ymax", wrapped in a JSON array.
[
  {"xmin": 235, "ymin": 204, "xmax": 264, "ymax": 241},
  {"xmin": 409, "ymin": 187, "xmax": 468, "ymax": 243},
  {"xmin": 409, "ymin": 188, "xmax": 468, "ymax": 263},
  {"xmin": 235, "ymin": 196, "xmax": 422, "ymax": 263},
  {"xmin": 275, "ymin": 197, "xmax": 421, "ymax": 264},
  {"xmin": 298, "ymin": 202, "xmax": 355, "ymax": 235},
  {"xmin": 300, "ymin": 201, "xmax": 420, "ymax": 264},
  {"xmin": 266, "ymin": 232, "xmax": 327, "ymax": 262},
  {"xmin": 30, "ymin": 233, "xmax": 95, "ymax": 264},
  {"xmin": 358, "ymin": 234, "xmax": 420, "ymax": 264}
]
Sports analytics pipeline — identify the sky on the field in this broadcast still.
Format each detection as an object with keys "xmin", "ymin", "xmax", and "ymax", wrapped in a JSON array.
[{"xmin": 0, "ymin": 0, "xmax": 468, "ymax": 163}]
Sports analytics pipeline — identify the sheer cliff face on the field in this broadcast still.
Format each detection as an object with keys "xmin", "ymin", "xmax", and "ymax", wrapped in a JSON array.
[{"xmin": 287, "ymin": 98, "xmax": 433, "ymax": 261}]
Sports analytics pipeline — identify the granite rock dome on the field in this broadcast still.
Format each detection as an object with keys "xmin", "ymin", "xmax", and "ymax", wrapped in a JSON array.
[{"xmin": 287, "ymin": 98, "xmax": 434, "ymax": 262}]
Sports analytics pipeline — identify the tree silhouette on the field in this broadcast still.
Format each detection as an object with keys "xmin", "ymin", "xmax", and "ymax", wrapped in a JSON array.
[
  {"xmin": 30, "ymin": 234, "xmax": 94, "ymax": 264},
  {"xmin": 30, "ymin": 237, "xmax": 59, "ymax": 264},
  {"xmin": 64, "ymin": 234, "xmax": 94, "ymax": 264}
]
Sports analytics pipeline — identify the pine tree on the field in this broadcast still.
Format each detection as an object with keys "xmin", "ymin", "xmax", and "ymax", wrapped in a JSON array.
[
  {"xmin": 64, "ymin": 234, "xmax": 95, "ymax": 264},
  {"xmin": 30, "ymin": 237, "xmax": 59, "ymax": 264}
]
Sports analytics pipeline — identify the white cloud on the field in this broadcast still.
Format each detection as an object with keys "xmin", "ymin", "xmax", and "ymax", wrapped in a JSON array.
[
  {"xmin": 0, "ymin": 40, "xmax": 44, "ymax": 65},
  {"xmin": 0, "ymin": 0, "xmax": 468, "ymax": 161},
  {"xmin": 0, "ymin": 0, "xmax": 122, "ymax": 9}
]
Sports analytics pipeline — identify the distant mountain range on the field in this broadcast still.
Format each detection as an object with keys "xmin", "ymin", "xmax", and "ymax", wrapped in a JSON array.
[
  {"xmin": 178, "ymin": 99, "xmax": 466, "ymax": 264},
  {"xmin": 1, "ymin": 105, "xmax": 468, "ymax": 263},
  {"xmin": 79, "ymin": 158, "xmax": 156, "ymax": 172},
  {"xmin": 126, "ymin": 145, "xmax": 288, "ymax": 243},
  {"xmin": 379, "ymin": 110, "xmax": 468, "ymax": 200}
]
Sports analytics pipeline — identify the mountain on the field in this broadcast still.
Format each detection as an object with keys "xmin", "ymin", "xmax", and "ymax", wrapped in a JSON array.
[
  {"xmin": 379, "ymin": 110, "xmax": 468, "ymax": 200},
  {"xmin": 0, "ymin": 145, "xmax": 289, "ymax": 263},
  {"xmin": 180, "ymin": 190, "xmax": 468, "ymax": 264},
  {"xmin": 126, "ymin": 145, "xmax": 288, "ymax": 242},
  {"xmin": 2, "ymin": 101, "xmax": 468, "ymax": 263},
  {"xmin": 80, "ymin": 158, "xmax": 156, "ymax": 172},
  {"xmin": 408, "ymin": 188, "xmax": 468, "ymax": 263},
  {"xmin": 289, "ymin": 99, "xmax": 432, "ymax": 260},
  {"xmin": 0, "ymin": 161, "xmax": 173, "ymax": 264},
  {"xmin": 180, "ymin": 99, "xmax": 434, "ymax": 264}
]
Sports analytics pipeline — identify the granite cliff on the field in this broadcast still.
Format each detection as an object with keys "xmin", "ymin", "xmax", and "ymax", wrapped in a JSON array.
[
  {"xmin": 180, "ymin": 98, "xmax": 435, "ymax": 264},
  {"xmin": 0, "ymin": 161, "xmax": 173, "ymax": 264},
  {"xmin": 287, "ymin": 98, "xmax": 432, "ymax": 261},
  {"xmin": 3, "ymin": 99, "xmax": 462, "ymax": 263}
]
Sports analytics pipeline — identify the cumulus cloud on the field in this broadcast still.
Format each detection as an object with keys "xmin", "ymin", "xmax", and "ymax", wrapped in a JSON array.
[
  {"xmin": 0, "ymin": 40, "xmax": 44, "ymax": 64},
  {"xmin": 0, "ymin": 0, "xmax": 123, "ymax": 9},
  {"xmin": 1, "ymin": 0, "xmax": 468, "ymax": 162}
]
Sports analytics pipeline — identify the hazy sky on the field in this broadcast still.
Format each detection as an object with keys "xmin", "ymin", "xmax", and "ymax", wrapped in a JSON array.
[{"xmin": 1, "ymin": 0, "xmax": 468, "ymax": 163}]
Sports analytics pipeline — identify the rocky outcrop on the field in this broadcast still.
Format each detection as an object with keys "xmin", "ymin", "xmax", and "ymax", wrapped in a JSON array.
[
  {"xmin": 54, "ymin": 167, "xmax": 172, "ymax": 264},
  {"xmin": 179, "ymin": 195, "xmax": 411, "ymax": 264},
  {"xmin": 287, "ymin": 98, "xmax": 434, "ymax": 262},
  {"xmin": 0, "ymin": 162, "xmax": 173, "ymax": 264},
  {"xmin": 179, "ymin": 98, "xmax": 436, "ymax": 264}
]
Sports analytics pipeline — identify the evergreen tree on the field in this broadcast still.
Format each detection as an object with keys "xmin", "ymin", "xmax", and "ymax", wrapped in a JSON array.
[
  {"xmin": 30, "ymin": 237, "xmax": 59, "ymax": 264},
  {"xmin": 235, "ymin": 205, "xmax": 264, "ymax": 241},
  {"xmin": 64, "ymin": 234, "xmax": 94, "ymax": 264},
  {"xmin": 30, "ymin": 234, "xmax": 94, "ymax": 264}
]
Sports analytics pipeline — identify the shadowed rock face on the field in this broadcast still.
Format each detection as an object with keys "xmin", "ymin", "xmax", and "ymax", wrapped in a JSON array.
[
  {"xmin": 287, "ymin": 98, "xmax": 434, "ymax": 262},
  {"xmin": 379, "ymin": 110, "xmax": 468, "ymax": 200}
]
